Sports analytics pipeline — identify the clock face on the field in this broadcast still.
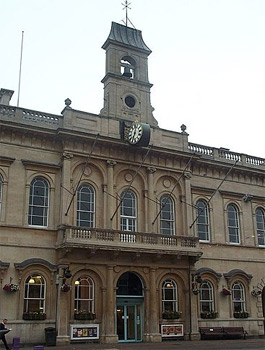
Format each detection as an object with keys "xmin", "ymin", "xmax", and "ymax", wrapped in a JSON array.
[{"xmin": 128, "ymin": 123, "xmax": 143, "ymax": 144}]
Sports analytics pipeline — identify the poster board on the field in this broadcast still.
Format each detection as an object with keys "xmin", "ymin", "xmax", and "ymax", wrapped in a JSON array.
[
  {"xmin": 70, "ymin": 324, "xmax": 99, "ymax": 340},
  {"xmin": 161, "ymin": 324, "xmax": 184, "ymax": 337}
]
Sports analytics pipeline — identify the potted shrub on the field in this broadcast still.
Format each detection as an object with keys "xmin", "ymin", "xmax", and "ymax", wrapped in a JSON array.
[
  {"xmin": 201, "ymin": 311, "xmax": 218, "ymax": 319},
  {"xmin": 222, "ymin": 287, "xmax": 231, "ymax": 295},
  {"xmin": 234, "ymin": 311, "xmax": 249, "ymax": 318},
  {"xmin": 23, "ymin": 311, "xmax": 46, "ymax": 320},
  {"xmin": 3, "ymin": 283, "xmax": 19, "ymax": 292},
  {"xmin": 61, "ymin": 283, "xmax": 71, "ymax": 292},
  {"xmin": 74, "ymin": 310, "xmax": 96, "ymax": 320},
  {"xmin": 162, "ymin": 311, "xmax": 181, "ymax": 319}
]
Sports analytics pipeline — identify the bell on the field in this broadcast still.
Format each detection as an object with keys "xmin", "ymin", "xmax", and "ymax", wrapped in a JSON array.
[{"xmin": 122, "ymin": 67, "xmax": 132, "ymax": 78}]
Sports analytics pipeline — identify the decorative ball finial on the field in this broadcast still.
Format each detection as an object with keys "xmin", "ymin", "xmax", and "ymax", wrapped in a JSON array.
[{"xmin": 65, "ymin": 98, "xmax": 72, "ymax": 107}]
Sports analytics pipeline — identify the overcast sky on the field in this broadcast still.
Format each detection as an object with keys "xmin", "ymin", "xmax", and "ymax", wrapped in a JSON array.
[{"xmin": 1, "ymin": 0, "xmax": 265, "ymax": 158}]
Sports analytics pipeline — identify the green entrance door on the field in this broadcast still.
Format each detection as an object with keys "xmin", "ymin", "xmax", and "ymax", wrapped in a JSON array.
[{"xmin": 116, "ymin": 302, "xmax": 142, "ymax": 342}]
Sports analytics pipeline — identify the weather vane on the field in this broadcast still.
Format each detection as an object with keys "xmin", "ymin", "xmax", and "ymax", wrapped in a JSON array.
[{"xmin": 121, "ymin": 1, "xmax": 135, "ymax": 28}]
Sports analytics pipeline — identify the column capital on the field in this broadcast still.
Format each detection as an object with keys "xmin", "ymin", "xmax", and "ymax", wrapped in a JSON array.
[
  {"xmin": 107, "ymin": 159, "xmax": 117, "ymax": 167},
  {"xmin": 184, "ymin": 171, "xmax": 192, "ymax": 179},
  {"xmin": 62, "ymin": 151, "xmax": 73, "ymax": 160},
  {"xmin": 147, "ymin": 166, "xmax": 156, "ymax": 174}
]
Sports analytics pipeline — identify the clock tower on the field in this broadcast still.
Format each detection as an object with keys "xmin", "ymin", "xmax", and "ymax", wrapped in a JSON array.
[{"xmin": 100, "ymin": 22, "xmax": 158, "ymax": 127}]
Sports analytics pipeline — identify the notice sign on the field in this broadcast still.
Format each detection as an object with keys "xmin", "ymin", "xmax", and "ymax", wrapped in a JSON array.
[
  {"xmin": 161, "ymin": 324, "xmax": 184, "ymax": 337},
  {"xmin": 70, "ymin": 324, "xmax": 99, "ymax": 340}
]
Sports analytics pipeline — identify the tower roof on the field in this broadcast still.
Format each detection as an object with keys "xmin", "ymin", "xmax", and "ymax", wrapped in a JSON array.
[{"xmin": 102, "ymin": 22, "xmax": 151, "ymax": 54}]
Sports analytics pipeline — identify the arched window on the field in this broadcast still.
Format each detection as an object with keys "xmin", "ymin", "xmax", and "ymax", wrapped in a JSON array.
[
  {"xmin": 74, "ymin": 276, "xmax": 94, "ymax": 315},
  {"xmin": 28, "ymin": 177, "xmax": 49, "ymax": 226},
  {"xmin": 120, "ymin": 190, "xmax": 136, "ymax": 232},
  {"xmin": 199, "ymin": 280, "xmax": 215, "ymax": 315},
  {"xmin": 160, "ymin": 195, "xmax": 175, "ymax": 235},
  {"xmin": 232, "ymin": 281, "xmax": 246, "ymax": 315},
  {"xmin": 162, "ymin": 280, "xmax": 178, "ymax": 313},
  {"xmin": 23, "ymin": 274, "xmax": 46, "ymax": 316},
  {"xmin": 117, "ymin": 272, "xmax": 143, "ymax": 296},
  {"xmin": 255, "ymin": 208, "xmax": 265, "ymax": 246},
  {"xmin": 77, "ymin": 184, "xmax": 95, "ymax": 227},
  {"xmin": 227, "ymin": 204, "xmax": 240, "ymax": 244},
  {"xmin": 196, "ymin": 199, "xmax": 210, "ymax": 241}
]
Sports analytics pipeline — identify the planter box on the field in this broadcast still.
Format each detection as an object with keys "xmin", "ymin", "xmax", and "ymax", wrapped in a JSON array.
[
  {"xmin": 234, "ymin": 312, "xmax": 249, "ymax": 318},
  {"xmin": 201, "ymin": 311, "xmax": 218, "ymax": 319},
  {"xmin": 23, "ymin": 313, "xmax": 46, "ymax": 320},
  {"xmin": 74, "ymin": 313, "xmax": 96, "ymax": 320},
  {"xmin": 162, "ymin": 312, "xmax": 181, "ymax": 319}
]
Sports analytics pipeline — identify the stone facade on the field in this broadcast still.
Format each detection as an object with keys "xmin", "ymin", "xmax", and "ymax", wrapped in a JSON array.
[{"xmin": 0, "ymin": 22, "xmax": 264, "ymax": 345}]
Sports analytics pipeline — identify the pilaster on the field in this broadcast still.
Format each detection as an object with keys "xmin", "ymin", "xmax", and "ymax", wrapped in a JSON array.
[{"xmin": 106, "ymin": 160, "xmax": 116, "ymax": 229}]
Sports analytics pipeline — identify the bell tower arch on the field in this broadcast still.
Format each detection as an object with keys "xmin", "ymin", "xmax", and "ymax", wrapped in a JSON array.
[{"xmin": 100, "ymin": 22, "xmax": 158, "ymax": 127}]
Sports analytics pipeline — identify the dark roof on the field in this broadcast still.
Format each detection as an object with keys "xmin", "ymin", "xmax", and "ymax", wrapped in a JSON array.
[{"xmin": 102, "ymin": 22, "xmax": 151, "ymax": 54}]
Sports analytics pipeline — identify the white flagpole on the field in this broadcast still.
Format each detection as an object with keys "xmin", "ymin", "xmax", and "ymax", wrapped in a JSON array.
[{"xmin": 17, "ymin": 30, "xmax": 24, "ymax": 107}]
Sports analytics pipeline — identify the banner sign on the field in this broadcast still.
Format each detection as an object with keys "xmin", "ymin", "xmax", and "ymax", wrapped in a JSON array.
[
  {"xmin": 70, "ymin": 324, "xmax": 99, "ymax": 340},
  {"xmin": 161, "ymin": 324, "xmax": 184, "ymax": 337}
]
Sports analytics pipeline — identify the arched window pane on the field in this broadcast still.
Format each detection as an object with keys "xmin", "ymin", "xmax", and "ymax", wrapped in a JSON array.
[
  {"xmin": 120, "ymin": 190, "xmax": 136, "ymax": 231},
  {"xmin": 77, "ymin": 184, "xmax": 95, "ymax": 227},
  {"xmin": 227, "ymin": 204, "xmax": 240, "ymax": 244},
  {"xmin": 232, "ymin": 281, "xmax": 246, "ymax": 313},
  {"xmin": 160, "ymin": 195, "xmax": 175, "ymax": 235},
  {"xmin": 117, "ymin": 272, "xmax": 143, "ymax": 296},
  {"xmin": 196, "ymin": 200, "xmax": 210, "ymax": 241},
  {"xmin": 256, "ymin": 208, "xmax": 265, "ymax": 246},
  {"xmin": 28, "ymin": 177, "xmax": 49, "ymax": 226},
  {"xmin": 74, "ymin": 277, "xmax": 94, "ymax": 313},
  {"xmin": 24, "ymin": 274, "xmax": 46, "ymax": 313},
  {"xmin": 162, "ymin": 280, "xmax": 178, "ymax": 312},
  {"xmin": 200, "ymin": 280, "xmax": 214, "ymax": 313}
]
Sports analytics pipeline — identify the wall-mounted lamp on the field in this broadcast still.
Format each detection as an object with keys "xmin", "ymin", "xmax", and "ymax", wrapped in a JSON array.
[
  {"xmin": 29, "ymin": 278, "xmax": 35, "ymax": 284},
  {"xmin": 56, "ymin": 267, "xmax": 72, "ymax": 285},
  {"xmin": 63, "ymin": 268, "xmax": 72, "ymax": 279},
  {"xmin": 191, "ymin": 274, "xmax": 203, "ymax": 295},
  {"xmin": 165, "ymin": 282, "xmax": 173, "ymax": 288}
]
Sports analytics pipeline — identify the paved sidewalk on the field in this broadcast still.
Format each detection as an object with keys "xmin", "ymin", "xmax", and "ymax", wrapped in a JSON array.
[{"xmin": 15, "ymin": 338, "xmax": 265, "ymax": 350}]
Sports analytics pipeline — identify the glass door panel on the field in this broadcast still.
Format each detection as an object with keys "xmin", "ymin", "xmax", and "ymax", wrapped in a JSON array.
[
  {"xmin": 127, "ymin": 305, "xmax": 135, "ymax": 340},
  {"xmin": 117, "ymin": 306, "xmax": 125, "ymax": 341}
]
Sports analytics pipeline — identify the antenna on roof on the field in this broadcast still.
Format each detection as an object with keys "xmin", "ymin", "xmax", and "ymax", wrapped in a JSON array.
[
  {"xmin": 17, "ymin": 30, "xmax": 24, "ymax": 107},
  {"xmin": 121, "ymin": 0, "xmax": 135, "ymax": 28}
]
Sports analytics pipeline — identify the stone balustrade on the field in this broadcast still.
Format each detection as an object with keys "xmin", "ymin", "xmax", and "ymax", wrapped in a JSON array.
[
  {"xmin": 0, "ymin": 104, "xmax": 62, "ymax": 129},
  {"xmin": 188, "ymin": 142, "xmax": 264, "ymax": 168},
  {"xmin": 57, "ymin": 226, "xmax": 200, "ymax": 255}
]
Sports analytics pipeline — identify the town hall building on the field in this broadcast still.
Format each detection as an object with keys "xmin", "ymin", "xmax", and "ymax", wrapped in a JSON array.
[{"xmin": 0, "ymin": 20, "xmax": 264, "ymax": 345}]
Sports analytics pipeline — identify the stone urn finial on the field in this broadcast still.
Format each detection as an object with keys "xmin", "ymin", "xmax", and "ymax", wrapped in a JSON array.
[{"xmin": 180, "ymin": 124, "xmax": 187, "ymax": 133}]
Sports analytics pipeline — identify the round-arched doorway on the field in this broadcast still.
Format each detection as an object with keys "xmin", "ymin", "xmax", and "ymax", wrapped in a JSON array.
[{"xmin": 116, "ymin": 272, "xmax": 144, "ymax": 342}]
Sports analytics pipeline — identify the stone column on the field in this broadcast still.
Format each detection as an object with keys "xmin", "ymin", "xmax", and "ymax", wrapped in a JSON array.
[
  {"xmin": 147, "ymin": 167, "xmax": 156, "ymax": 232},
  {"xmin": 61, "ymin": 152, "xmax": 73, "ymax": 225},
  {"xmin": 104, "ymin": 265, "xmax": 118, "ymax": 343},
  {"xmin": 149, "ymin": 268, "xmax": 161, "ymax": 342},
  {"xmin": 56, "ymin": 267, "xmax": 71, "ymax": 344},
  {"xmin": 106, "ymin": 160, "xmax": 116, "ymax": 229}
]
